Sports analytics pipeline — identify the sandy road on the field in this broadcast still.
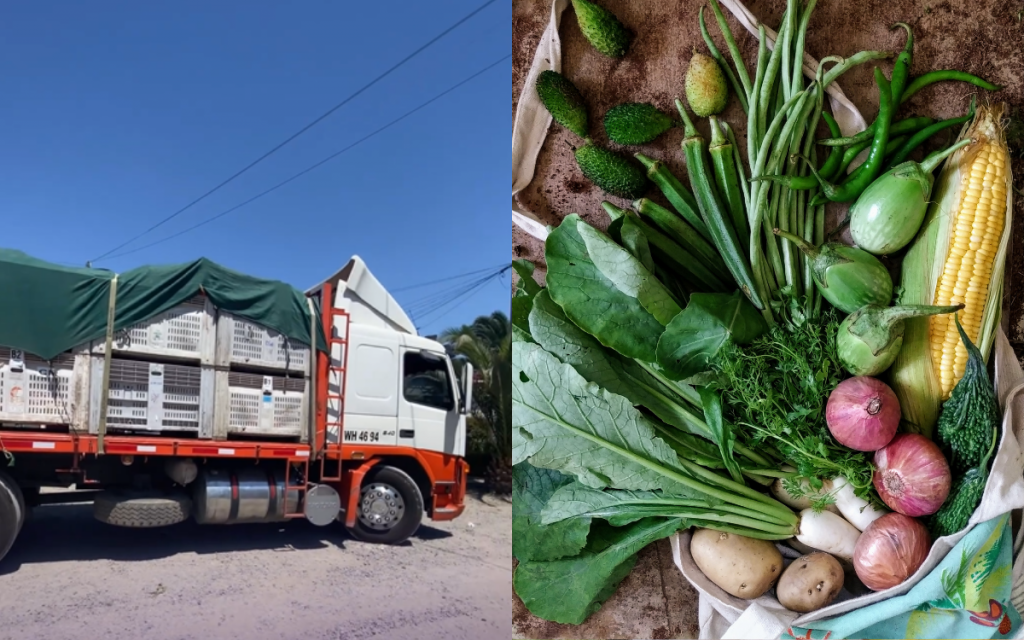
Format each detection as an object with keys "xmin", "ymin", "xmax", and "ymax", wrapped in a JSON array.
[{"xmin": 0, "ymin": 490, "xmax": 510, "ymax": 640}]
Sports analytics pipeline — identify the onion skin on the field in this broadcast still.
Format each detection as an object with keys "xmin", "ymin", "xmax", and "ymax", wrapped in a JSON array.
[
  {"xmin": 826, "ymin": 377, "xmax": 900, "ymax": 452},
  {"xmin": 873, "ymin": 433, "xmax": 951, "ymax": 517},
  {"xmin": 853, "ymin": 513, "xmax": 931, "ymax": 591}
]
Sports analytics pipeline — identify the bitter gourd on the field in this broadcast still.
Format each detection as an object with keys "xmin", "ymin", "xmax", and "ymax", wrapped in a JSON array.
[
  {"xmin": 929, "ymin": 427, "xmax": 997, "ymax": 538},
  {"xmin": 935, "ymin": 315, "xmax": 1000, "ymax": 475}
]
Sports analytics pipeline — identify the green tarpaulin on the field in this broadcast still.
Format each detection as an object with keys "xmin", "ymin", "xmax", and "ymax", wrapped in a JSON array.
[{"xmin": 0, "ymin": 249, "xmax": 327, "ymax": 360}]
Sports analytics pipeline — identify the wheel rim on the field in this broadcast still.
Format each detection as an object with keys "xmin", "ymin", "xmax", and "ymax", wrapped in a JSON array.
[{"xmin": 357, "ymin": 482, "xmax": 405, "ymax": 531}]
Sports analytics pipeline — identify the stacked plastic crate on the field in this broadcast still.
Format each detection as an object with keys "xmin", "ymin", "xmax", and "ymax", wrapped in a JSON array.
[
  {"xmin": 0, "ymin": 346, "xmax": 80, "ymax": 428},
  {"xmin": 213, "ymin": 311, "xmax": 310, "ymax": 441},
  {"xmin": 86, "ymin": 295, "xmax": 217, "ymax": 438},
  {"xmin": 83, "ymin": 296, "xmax": 311, "ymax": 441}
]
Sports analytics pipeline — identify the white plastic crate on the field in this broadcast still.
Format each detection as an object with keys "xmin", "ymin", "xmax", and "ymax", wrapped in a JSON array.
[
  {"xmin": 90, "ymin": 358, "xmax": 211, "ymax": 434},
  {"xmin": 220, "ymin": 313, "xmax": 308, "ymax": 374},
  {"xmin": 0, "ymin": 347, "xmax": 75, "ymax": 425},
  {"xmin": 223, "ymin": 371, "xmax": 307, "ymax": 438},
  {"xmin": 91, "ymin": 295, "xmax": 214, "ymax": 363}
]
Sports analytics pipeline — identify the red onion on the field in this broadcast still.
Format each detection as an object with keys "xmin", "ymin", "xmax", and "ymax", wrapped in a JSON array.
[
  {"xmin": 873, "ymin": 433, "xmax": 951, "ymax": 517},
  {"xmin": 825, "ymin": 376, "xmax": 900, "ymax": 451},
  {"xmin": 853, "ymin": 512, "xmax": 931, "ymax": 591}
]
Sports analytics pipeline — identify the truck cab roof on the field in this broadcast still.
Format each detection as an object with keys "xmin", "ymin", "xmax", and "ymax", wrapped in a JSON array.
[{"xmin": 306, "ymin": 256, "xmax": 418, "ymax": 337}]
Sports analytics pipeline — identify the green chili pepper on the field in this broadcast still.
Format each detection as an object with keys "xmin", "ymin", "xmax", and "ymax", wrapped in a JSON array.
[
  {"xmin": 899, "ymin": 70, "xmax": 1002, "ymax": 104},
  {"xmin": 888, "ymin": 23, "xmax": 913, "ymax": 105},
  {"xmin": 748, "ymin": 110, "xmax": 844, "ymax": 191},
  {"xmin": 806, "ymin": 68, "xmax": 892, "ymax": 203},
  {"xmin": 817, "ymin": 115, "xmax": 932, "ymax": 147},
  {"xmin": 884, "ymin": 97, "xmax": 976, "ymax": 170}
]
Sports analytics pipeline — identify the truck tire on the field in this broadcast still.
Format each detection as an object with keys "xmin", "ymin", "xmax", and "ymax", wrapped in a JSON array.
[
  {"xmin": 93, "ymin": 491, "xmax": 192, "ymax": 528},
  {"xmin": 0, "ymin": 472, "xmax": 23, "ymax": 564},
  {"xmin": 347, "ymin": 466, "xmax": 424, "ymax": 545}
]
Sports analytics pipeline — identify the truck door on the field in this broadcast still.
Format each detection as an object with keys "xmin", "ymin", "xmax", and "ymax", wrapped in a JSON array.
[{"xmin": 397, "ymin": 349, "xmax": 460, "ymax": 455}]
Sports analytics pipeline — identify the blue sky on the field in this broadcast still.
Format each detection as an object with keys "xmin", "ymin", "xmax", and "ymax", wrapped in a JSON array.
[{"xmin": 0, "ymin": 0, "xmax": 510, "ymax": 336}]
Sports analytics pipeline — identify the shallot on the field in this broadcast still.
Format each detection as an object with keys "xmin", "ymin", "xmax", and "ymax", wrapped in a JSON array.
[
  {"xmin": 826, "ymin": 377, "xmax": 900, "ymax": 451},
  {"xmin": 873, "ymin": 433, "xmax": 951, "ymax": 517}
]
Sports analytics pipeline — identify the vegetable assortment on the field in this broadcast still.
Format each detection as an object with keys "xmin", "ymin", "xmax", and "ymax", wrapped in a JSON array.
[{"xmin": 515, "ymin": 0, "xmax": 1010, "ymax": 623}]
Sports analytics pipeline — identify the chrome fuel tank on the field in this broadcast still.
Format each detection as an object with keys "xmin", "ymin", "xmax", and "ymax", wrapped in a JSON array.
[{"xmin": 193, "ymin": 468, "xmax": 299, "ymax": 525}]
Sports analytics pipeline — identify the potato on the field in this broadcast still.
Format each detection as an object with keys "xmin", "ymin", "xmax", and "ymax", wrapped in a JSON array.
[
  {"xmin": 690, "ymin": 528, "xmax": 783, "ymax": 599},
  {"xmin": 776, "ymin": 552, "xmax": 845, "ymax": 613}
]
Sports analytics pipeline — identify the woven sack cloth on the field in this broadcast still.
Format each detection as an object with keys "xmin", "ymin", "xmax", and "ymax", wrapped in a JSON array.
[{"xmin": 672, "ymin": 327, "xmax": 1024, "ymax": 640}]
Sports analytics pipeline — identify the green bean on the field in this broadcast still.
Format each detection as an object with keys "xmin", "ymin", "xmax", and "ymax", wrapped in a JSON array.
[
  {"xmin": 676, "ymin": 100, "xmax": 765, "ymax": 309},
  {"xmin": 748, "ymin": 25, "xmax": 769, "ymax": 166},
  {"xmin": 699, "ymin": 7, "xmax": 748, "ymax": 114},
  {"xmin": 780, "ymin": 0, "xmax": 797, "ymax": 102},
  {"xmin": 709, "ymin": 118, "xmax": 750, "ymax": 243},
  {"xmin": 807, "ymin": 68, "xmax": 892, "ymax": 203},
  {"xmin": 635, "ymin": 153, "xmax": 712, "ymax": 241},
  {"xmin": 757, "ymin": 12, "xmax": 786, "ymax": 155},
  {"xmin": 899, "ymin": 70, "xmax": 1002, "ymax": 104},
  {"xmin": 818, "ymin": 115, "xmax": 933, "ymax": 147},
  {"xmin": 791, "ymin": 0, "xmax": 817, "ymax": 98},
  {"xmin": 707, "ymin": 0, "xmax": 753, "ymax": 99},
  {"xmin": 884, "ymin": 97, "xmax": 976, "ymax": 169},
  {"xmin": 889, "ymin": 23, "xmax": 913, "ymax": 104}
]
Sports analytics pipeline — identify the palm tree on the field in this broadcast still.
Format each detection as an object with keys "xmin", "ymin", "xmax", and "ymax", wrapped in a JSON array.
[{"xmin": 441, "ymin": 311, "xmax": 511, "ymax": 492}]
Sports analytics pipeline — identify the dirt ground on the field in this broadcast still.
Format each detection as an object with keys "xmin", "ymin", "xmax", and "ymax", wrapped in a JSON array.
[
  {"xmin": 0, "ymin": 490, "xmax": 510, "ymax": 640},
  {"xmin": 512, "ymin": 0, "xmax": 1024, "ymax": 637}
]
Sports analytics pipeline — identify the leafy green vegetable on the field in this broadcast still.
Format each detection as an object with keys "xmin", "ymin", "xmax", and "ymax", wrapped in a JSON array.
[
  {"xmin": 546, "ymin": 214, "xmax": 666, "ymax": 362},
  {"xmin": 513, "ymin": 339, "xmax": 691, "ymax": 492},
  {"xmin": 513, "ymin": 462, "xmax": 591, "ymax": 562},
  {"xmin": 529, "ymin": 289, "xmax": 713, "ymax": 442},
  {"xmin": 514, "ymin": 518, "xmax": 683, "ymax": 625},
  {"xmin": 511, "ymin": 260, "xmax": 540, "ymax": 339},
  {"xmin": 513, "ymin": 337, "xmax": 797, "ymax": 525},
  {"xmin": 698, "ymin": 387, "xmax": 742, "ymax": 483},
  {"xmin": 513, "ymin": 259, "xmax": 542, "ymax": 297},
  {"xmin": 656, "ymin": 291, "xmax": 766, "ymax": 379},
  {"xmin": 710, "ymin": 307, "xmax": 877, "ymax": 501},
  {"xmin": 936, "ymin": 316, "xmax": 1001, "ymax": 475},
  {"xmin": 540, "ymin": 483, "xmax": 709, "ymax": 526},
  {"xmin": 577, "ymin": 220, "xmax": 682, "ymax": 325}
]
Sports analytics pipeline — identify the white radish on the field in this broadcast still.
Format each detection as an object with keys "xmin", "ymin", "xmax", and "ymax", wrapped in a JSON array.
[
  {"xmin": 770, "ymin": 476, "xmax": 839, "ymax": 514},
  {"xmin": 796, "ymin": 509, "xmax": 861, "ymax": 563},
  {"xmin": 831, "ymin": 476, "xmax": 888, "ymax": 532}
]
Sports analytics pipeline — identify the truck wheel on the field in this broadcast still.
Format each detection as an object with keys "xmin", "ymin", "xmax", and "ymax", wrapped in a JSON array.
[
  {"xmin": 93, "ymin": 491, "xmax": 192, "ymax": 528},
  {"xmin": 347, "ymin": 466, "xmax": 423, "ymax": 545},
  {"xmin": 0, "ymin": 472, "xmax": 23, "ymax": 563}
]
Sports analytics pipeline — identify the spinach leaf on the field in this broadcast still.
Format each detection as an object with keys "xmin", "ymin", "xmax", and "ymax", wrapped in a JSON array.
[
  {"xmin": 512, "ymin": 259, "xmax": 542, "ymax": 297},
  {"xmin": 698, "ymin": 387, "xmax": 743, "ymax": 484},
  {"xmin": 541, "ymin": 483, "xmax": 714, "ymax": 527},
  {"xmin": 546, "ymin": 214, "xmax": 666, "ymax": 362},
  {"xmin": 512, "ymin": 339, "xmax": 691, "ymax": 494},
  {"xmin": 577, "ymin": 220, "xmax": 681, "ymax": 326},
  {"xmin": 529, "ymin": 289, "xmax": 712, "ymax": 442},
  {"xmin": 656, "ymin": 291, "xmax": 766, "ymax": 380},
  {"xmin": 512, "ymin": 462, "xmax": 591, "ymax": 562},
  {"xmin": 514, "ymin": 518, "xmax": 685, "ymax": 625}
]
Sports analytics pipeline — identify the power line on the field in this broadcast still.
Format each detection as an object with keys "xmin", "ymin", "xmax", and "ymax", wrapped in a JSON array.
[
  {"xmin": 88, "ymin": 0, "xmax": 500, "ymax": 264},
  {"xmin": 405, "ymin": 268, "xmax": 506, "ymax": 313},
  {"xmin": 411, "ymin": 269, "xmax": 507, "ymax": 329},
  {"xmin": 406, "ymin": 265, "xmax": 509, "ymax": 326},
  {"xmin": 391, "ymin": 263, "xmax": 508, "ymax": 293},
  {"xmin": 97, "ymin": 53, "xmax": 511, "ymax": 263}
]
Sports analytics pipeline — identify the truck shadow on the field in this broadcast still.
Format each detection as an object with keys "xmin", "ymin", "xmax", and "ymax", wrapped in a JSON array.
[{"xmin": 0, "ymin": 503, "xmax": 453, "ymax": 576}]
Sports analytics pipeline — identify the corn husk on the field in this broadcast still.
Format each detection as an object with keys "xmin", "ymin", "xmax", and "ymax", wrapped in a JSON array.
[{"xmin": 889, "ymin": 103, "xmax": 1013, "ymax": 439}]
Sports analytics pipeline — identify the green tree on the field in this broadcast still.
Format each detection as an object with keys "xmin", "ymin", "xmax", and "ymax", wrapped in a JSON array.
[{"xmin": 442, "ymin": 310, "xmax": 511, "ymax": 491}]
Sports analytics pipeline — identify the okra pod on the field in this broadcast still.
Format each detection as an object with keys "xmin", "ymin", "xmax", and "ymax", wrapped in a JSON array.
[
  {"xmin": 633, "ymin": 198, "xmax": 730, "ymax": 280},
  {"xmin": 635, "ymin": 154, "xmax": 711, "ymax": 242},
  {"xmin": 708, "ymin": 117, "xmax": 749, "ymax": 243},
  {"xmin": 676, "ymin": 99, "xmax": 765, "ymax": 309}
]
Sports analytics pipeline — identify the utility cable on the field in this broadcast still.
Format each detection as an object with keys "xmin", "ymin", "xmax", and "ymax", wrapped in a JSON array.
[
  {"xmin": 404, "ymin": 268, "xmax": 507, "ymax": 314},
  {"xmin": 88, "ymin": 0, "xmax": 499, "ymax": 264},
  {"xmin": 391, "ymin": 263, "xmax": 508, "ymax": 293},
  {"xmin": 411, "ymin": 270, "xmax": 506, "ymax": 329},
  {"xmin": 406, "ymin": 265, "xmax": 509, "ymax": 326},
  {"xmin": 97, "ymin": 53, "xmax": 510, "ymax": 263}
]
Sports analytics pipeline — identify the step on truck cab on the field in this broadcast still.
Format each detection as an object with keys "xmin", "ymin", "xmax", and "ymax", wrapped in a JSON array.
[{"xmin": 0, "ymin": 250, "xmax": 471, "ymax": 563}]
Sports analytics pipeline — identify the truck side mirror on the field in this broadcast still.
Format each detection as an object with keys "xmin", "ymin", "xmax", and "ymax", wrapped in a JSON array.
[{"xmin": 460, "ymin": 363, "xmax": 474, "ymax": 415}]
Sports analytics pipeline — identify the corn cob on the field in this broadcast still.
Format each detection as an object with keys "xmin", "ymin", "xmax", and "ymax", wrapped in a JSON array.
[{"xmin": 889, "ymin": 103, "xmax": 1012, "ymax": 438}]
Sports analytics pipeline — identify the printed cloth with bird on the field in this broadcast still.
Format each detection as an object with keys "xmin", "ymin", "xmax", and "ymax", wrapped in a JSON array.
[{"xmin": 782, "ymin": 513, "xmax": 1020, "ymax": 640}]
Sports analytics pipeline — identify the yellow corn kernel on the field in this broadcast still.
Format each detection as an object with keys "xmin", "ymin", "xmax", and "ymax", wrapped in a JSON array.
[{"xmin": 928, "ymin": 142, "xmax": 1007, "ymax": 398}]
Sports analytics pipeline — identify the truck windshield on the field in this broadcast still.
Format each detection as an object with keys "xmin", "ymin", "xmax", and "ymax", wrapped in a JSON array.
[{"xmin": 403, "ymin": 352, "xmax": 455, "ymax": 411}]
